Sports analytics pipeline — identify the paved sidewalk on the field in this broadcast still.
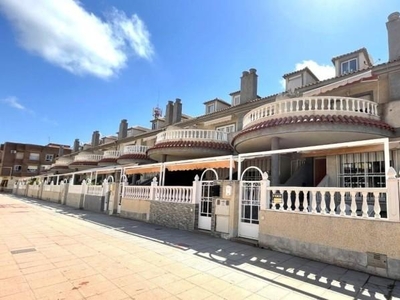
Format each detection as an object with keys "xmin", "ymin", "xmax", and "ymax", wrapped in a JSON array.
[{"xmin": 0, "ymin": 194, "xmax": 399, "ymax": 300}]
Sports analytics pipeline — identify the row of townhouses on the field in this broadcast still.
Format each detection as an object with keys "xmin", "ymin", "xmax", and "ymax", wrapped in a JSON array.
[{"xmin": 9, "ymin": 12, "xmax": 400, "ymax": 280}]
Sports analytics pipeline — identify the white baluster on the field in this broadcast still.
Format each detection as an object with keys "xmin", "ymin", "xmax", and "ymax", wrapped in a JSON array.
[
  {"xmin": 294, "ymin": 190, "xmax": 300, "ymax": 212},
  {"xmin": 362, "ymin": 191, "xmax": 369, "ymax": 218},
  {"xmin": 374, "ymin": 192, "xmax": 381, "ymax": 219},
  {"xmin": 350, "ymin": 191, "xmax": 357, "ymax": 217},
  {"xmin": 320, "ymin": 191, "xmax": 327, "ymax": 215},
  {"xmin": 339, "ymin": 191, "xmax": 346, "ymax": 216},
  {"xmin": 311, "ymin": 190, "xmax": 316, "ymax": 213}
]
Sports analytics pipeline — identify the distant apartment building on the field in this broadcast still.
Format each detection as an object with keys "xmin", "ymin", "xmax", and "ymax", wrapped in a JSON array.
[{"xmin": 0, "ymin": 142, "xmax": 71, "ymax": 188}]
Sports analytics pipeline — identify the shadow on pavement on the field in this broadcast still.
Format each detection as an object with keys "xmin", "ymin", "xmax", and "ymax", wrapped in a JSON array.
[{"xmin": 7, "ymin": 194, "xmax": 399, "ymax": 300}]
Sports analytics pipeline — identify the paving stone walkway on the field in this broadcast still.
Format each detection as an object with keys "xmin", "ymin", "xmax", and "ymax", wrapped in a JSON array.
[{"xmin": 0, "ymin": 193, "xmax": 399, "ymax": 300}]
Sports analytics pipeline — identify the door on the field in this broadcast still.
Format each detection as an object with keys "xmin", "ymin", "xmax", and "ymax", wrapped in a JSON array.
[
  {"xmin": 198, "ymin": 169, "xmax": 218, "ymax": 230},
  {"xmin": 314, "ymin": 158, "xmax": 326, "ymax": 186},
  {"xmin": 238, "ymin": 167, "xmax": 263, "ymax": 239}
]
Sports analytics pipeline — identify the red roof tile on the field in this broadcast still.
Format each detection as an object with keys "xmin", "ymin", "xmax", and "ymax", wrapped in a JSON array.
[
  {"xmin": 232, "ymin": 115, "xmax": 394, "ymax": 143},
  {"xmin": 148, "ymin": 141, "xmax": 233, "ymax": 152},
  {"xmin": 118, "ymin": 153, "xmax": 149, "ymax": 160}
]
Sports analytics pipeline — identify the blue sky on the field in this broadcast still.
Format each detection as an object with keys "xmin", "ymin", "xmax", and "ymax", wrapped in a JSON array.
[{"xmin": 0, "ymin": 0, "xmax": 399, "ymax": 147}]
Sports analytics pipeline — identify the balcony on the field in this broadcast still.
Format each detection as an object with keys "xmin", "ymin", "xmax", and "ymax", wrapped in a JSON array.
[
  {"xmin": 49, "ymin": 157, "xmax": 73, "ymax": 174},
  {"xmin": 69, "ymin": 153, "xmax": 103, "ymax": 170},
  {"xmin": 117, "ymin": 145, "xmax": 152, "ymax": 165},
  {"xmin": 147, "ymin": 129, "xmax": 232, "ymax": 162},
  {"xmin": 98, "ymin": 150, "xmax": 121, "ymax": 167},
  {"xmin": 233, "ymin": 96, "xmax": 394, "ymax": 153}
]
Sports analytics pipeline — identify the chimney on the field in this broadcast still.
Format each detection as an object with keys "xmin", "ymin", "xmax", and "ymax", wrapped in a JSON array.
[
  {"xmin": 91, "ymin": 131, "xmax": 100, "ymax": 147},
  {"xmin": 240, "ymin": 68, "xmax": 258, "ymax": 104},
  {"xmin": 118, "ymin": 119, "xmax": 128, "ymax": 140},
  {"xmin": 58, "ymin": 146, "xmax": 64, "ymax": 157},
  {"xmin": 387, "ymin": 12, "xmax": 400, "ymax": 61},
  {"xmin": 172, "ymin": 98, "xmax": 182, "ymax": 124},
  {"xmin": 165, "ymin": 101, "xmax": 173, "ymax": 125},
  {"xmin": 73, "ymin": 139, "xmax": 80, "ymax": 152}
]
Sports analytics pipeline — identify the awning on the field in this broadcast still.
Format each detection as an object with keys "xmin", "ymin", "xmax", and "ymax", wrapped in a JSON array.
[
  {"xmin": 96, "ymin": 169, "xmax": 121, "ymax": 175},
  {"xmin": 125, "ymin": 166, "xmax": 161, "ymax": 175},
  {"xmin": 301, "ymin": 144, "xmax": 384, "ymax": 157},
  {"xmin": 166, "ymin": 160, "xmax": 234, "ymax": 172}
]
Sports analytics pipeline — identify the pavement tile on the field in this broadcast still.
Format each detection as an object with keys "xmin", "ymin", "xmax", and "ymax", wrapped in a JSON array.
[
  {"xmin": 162, "ymin": 279, "xmax": 196, "ymax": 295},
  {"xmin": 0, "ymin": 265, "xmax": 22, "ymax": 280},
  {"xmin": 257, "ymin": 284, "xmax": 292, "ymax": 299},
  {"xmin": 21, "ymin": 263, "xmax": 56, "ymax": 275},
  {"xmin": 0, "ymin": 290, "xmax": 36, "ymax": 300},
  {"xmin": 32, "ymin": 281, "xmax": 83, "ymax": 300},
  {"xmin": 217, "ymin": 285, "xmax": 253, "ymax": 300},
  {"xmin": 111, "ymin": 273, "xmax": 146, "ymax": 288},
  {"xmin": 85, "ymin": 288, "xmax": 129, "ymax": 300},
  {"xmin": 119, "ymin": 279, "xmax": 158, "ymax": 297},
  {"xmin": 71, "ymin": 278, "xmax": 118, "ymax": 298},
  {"xmin": 176, "ymin": 286, "xmax": 213, "ymax": 300},
  {"xmin": 149, "ymin": 272, "xmax": 181, "ymax": 287}
]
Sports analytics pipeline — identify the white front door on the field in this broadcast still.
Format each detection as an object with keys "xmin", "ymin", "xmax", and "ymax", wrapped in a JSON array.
[
  {"xmin": 198, "ymin": 180, "xmax": 213, "ymax": 230},
  {"xmin": 238, "ymin": 167, "xmax": 262, "ymax": 240}
]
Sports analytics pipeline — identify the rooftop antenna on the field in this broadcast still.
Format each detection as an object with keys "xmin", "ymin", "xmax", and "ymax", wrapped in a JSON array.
[{"xmin": 152, "ymin": 89, "xmax": 162, "ymax": 119}]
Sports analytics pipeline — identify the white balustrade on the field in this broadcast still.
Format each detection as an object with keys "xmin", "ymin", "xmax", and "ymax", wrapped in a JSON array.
[
  {"xmin": 267, "ymin": 186, "xmax": 387, "ymax": 219},
  {"xmin": 103, "ymin": 150, "xmax": 121, "ymax": 159},
  {"xmin": 122, "ymin": 145, "xmax": 149, "ymax": 155},
  {"xmin": 154, "ymin": 186, "xmax": 193, "ymax": 203},
  {"xmin": 123, "ymin": 186, "xmax": 151, "ymax": 200},
  {"xmin": 86, "ymin": 185, "xmax": 104, "ymax": 196},
  {"xmin": 123, "ymin": 185, "xmax": 194, "ymax": 203},
  {"xmin": 155, "ymin": 129, "xmax": 228, "ymax": 144},
  {"xmin": 52, "ymin": 158, "xmax": 72, "ymax": 167},
  {"xmin": 243, "ymin": 96, "xmax": 379, "ymax": 129},
  {"xmin": 68, "ymin": 185, "xmax": 83, "ymax": 194},
  {"xmin": 73, "ymin": 154, "xmax": 103, "ymax": 162}
]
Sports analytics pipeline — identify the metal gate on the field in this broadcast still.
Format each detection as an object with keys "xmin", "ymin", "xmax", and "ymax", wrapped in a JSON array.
[
  {"xmin": 198, "ymin": 168, "xmax": 218, "ymax": 230},
  {"xmin": 238, "ymin": 166, "xmax": 263, "ymax": 239}
]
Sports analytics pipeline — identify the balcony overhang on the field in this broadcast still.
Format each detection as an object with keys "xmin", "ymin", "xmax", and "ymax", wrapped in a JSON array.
[
  {"xmin": 147, "ymin": 140, "xmax": 233, "ymax": 162},
  {"xmin": 233, "ymin": 115, "xmax": 394, "ymax": 153}
]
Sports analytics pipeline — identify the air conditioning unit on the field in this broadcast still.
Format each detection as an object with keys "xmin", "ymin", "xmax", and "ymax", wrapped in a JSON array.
[{"xmin": 10, "ymin": 150, "xmax": 17, "ymax": 154}]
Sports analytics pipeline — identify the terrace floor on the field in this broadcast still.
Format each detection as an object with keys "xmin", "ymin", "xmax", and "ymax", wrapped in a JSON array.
[{"xmin": 0, "ymin": 193, "xmax": 399, "ymax": 300}]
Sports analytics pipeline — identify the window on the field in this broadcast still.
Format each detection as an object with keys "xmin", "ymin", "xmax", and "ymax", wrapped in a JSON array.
[
  {"xmin": 15, "ymin": 152, "xmax": 24, "ymax": 159},
  {"xmin": 14, "ymin": 165, "xmax": 22, "ymax": 171},
  {"xmin": 337, "ymin": 151, "xmax": 388, "ymax": 188},
  {"xmin": 27, "ymin": 165, "xmax": 38, "ymax": 173},
  {"xmin": 233, "ymin": 95, "xmax": 240, "ymax": 106},
  {"xmin": 45, "ymin": 154, "xmax": 54, "ymax": 162},
  {"xmin": 206, "ymin": 103, "xmax": 215, "ymax": 114},
  {"xmin": 29, "ymin": 153, "xmax": 40, "ymax": 160},
  {"xmin": 341, "ymin": 58, "xmax": 357, "ymax": 74},
  {"xmin": 216, "ymin": 124, "xmax": 236, "ymax": 133}
]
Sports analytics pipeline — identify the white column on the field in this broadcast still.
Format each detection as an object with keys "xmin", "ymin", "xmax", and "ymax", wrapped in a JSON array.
[{"xmin": 386, "ymin": 167, "xmax": 400, "ymax": 221}]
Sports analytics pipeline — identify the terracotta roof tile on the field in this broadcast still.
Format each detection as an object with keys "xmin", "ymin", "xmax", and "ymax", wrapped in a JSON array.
[
  {"xmin": 69, "ymin": 161, "xmax": 99, "ymax": 166},
  {"xmin": 118, "ymin": 153, "xmax": 150, "ymax": 160},
  {"xmin": 148, "ymin": 140, "xmax": 233, "ymax": 152},
  {"xmin": 232, "ymin": 115, "xmax": 394, "ymax": 143}
]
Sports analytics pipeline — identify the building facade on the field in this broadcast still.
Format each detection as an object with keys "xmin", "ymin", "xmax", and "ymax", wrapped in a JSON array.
[{"xmin": 0, "ymin": 142, "xmax": 71, "ymax": 190}]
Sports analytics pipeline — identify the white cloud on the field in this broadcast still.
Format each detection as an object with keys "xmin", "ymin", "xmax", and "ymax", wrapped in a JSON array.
[
  {"xmin": 280, "ymin": 60, "xmax": 335, "ymax": 90},
  {"xmin": 0, "ymin": 0, "xmax": 154, "ymax": 79},
  {"xmin": 1, "ymin": 96, "xmax": 26, "ymax": 110}
]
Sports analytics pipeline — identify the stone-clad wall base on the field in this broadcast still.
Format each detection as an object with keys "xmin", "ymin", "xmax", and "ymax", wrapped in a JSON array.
[
  {"xmin": 83, "ymin": 195, "xmax": 104, "ymax": 212},
  {"xmin": 65, "ymin": 193, "xmax": 82, "ymax": 209},
  {"xmin": 149, "ymin": 202, "xmax": 196, "ymax": 231}
]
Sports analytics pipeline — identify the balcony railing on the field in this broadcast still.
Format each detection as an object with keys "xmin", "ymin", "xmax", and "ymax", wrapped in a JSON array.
[
  {"xmin": 243, "ymin": 96, "xmax": 379, "ymax": 129},
  {"xmin": 51, "ymin": 158, "xmax": 72, "ymax": 168},
  {"xmin": 73, "ymin": 154, "xmax": 103, "ymax": 162},
  {"xmin": 122, "ymin": 145, "xmax": 149, "ymax": 155},
  {"xmin": 156, "ymin": 129, "xmax": 228, "ymax": 144},
  {"xmin": 103, "ymin": 150, "xmax": 121, "ymax": 159}
]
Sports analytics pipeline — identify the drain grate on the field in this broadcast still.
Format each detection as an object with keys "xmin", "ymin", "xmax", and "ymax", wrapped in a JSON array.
[{"xmin": 11, "ymin": 248, "xmax": 36, "ymax": 255}]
